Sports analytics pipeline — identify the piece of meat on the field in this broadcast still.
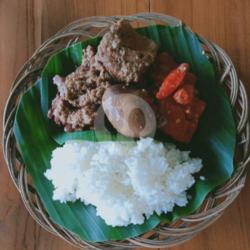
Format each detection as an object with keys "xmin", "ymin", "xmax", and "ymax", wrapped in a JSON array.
[
  {"xmin": 48, "ymin": 94, "xmax": 97, "ymax": 132},
  {"xmin": 96, "ymin": 19, "xmax": 158, "ymax": 83},
  {"xmin": 55, "ymin": 66, "xmax": 110, "ymax": 107},
  {"xmin": 48, "ymin": 94, "xmax": 71, "ymax": 126},
  {"xmin": 54, "ymin": 46, "xmax": 111, "ymax": 107},
  {"xmin": 48, "ymin": 45, "xmax": 111, "ymax": 131}
]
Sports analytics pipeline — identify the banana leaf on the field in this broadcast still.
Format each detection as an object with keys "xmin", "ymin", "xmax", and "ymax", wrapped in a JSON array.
[{"xmin": 13, "ymin": 24, "xmax": 236, "ymax": 241}]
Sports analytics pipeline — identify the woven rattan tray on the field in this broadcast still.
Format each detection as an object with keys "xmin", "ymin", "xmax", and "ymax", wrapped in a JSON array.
[{"xmin": 3, "ymin": 13, "xmax": 250, "ymax": 249}]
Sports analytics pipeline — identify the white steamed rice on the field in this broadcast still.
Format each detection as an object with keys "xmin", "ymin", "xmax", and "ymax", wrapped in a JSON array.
[{"xmin": 44, "ymin": 138, "xmax": 202, "ymax": 227}]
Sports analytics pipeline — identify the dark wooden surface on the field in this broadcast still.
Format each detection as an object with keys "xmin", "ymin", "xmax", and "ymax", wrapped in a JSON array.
[{"xmin": 0, "ymin": 1, "xmax": 249, "ymax": 249}]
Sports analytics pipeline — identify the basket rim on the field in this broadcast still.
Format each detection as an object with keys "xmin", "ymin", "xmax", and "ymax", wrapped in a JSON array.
[{"xmin": 2, "ymin": 12, "xmax": 250, "ymax": 249}]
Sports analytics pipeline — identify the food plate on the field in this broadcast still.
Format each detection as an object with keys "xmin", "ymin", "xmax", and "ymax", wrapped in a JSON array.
[{"xmin": 3, "ymin": 13, "xmax": 250, "ymax": 248}]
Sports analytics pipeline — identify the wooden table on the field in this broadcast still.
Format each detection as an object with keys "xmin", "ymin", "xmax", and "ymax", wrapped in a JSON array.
[{"xmin": 1, "ymin": 1, "xmax": 250, "ymax": 249}]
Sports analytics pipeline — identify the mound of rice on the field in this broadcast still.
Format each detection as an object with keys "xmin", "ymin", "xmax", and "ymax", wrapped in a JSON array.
[{"xmin": 45, "ymin": 138, "xmax": 202, "ymax": 227}]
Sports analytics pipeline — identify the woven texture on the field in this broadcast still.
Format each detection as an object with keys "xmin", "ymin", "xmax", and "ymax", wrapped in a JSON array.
[{"xmin": 2, "ymin": 13, "xmax": 250, "ymax": 249}]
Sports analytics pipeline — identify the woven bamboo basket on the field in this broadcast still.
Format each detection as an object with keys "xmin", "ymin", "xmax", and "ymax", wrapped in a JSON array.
[{"xmin": 3, "ymin": 13, "xmax": 250, "ymax": 249}]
